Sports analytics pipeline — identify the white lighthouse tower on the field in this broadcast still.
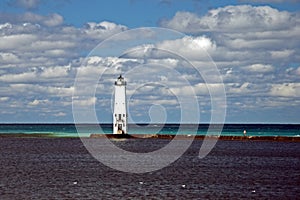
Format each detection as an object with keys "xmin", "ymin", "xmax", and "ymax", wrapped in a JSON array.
[{"xmin": 113, "ymin": 75, "xmax": 127, "ymax": 134}]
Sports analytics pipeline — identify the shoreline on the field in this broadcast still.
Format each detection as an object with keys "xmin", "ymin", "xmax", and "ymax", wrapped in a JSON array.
[
  {"xmin": 0, "ymin": 133, "xmax": 300, "ymax": 142},
  {"xmin": 91, "ymin": 134, "xmax": 300, "ymax": 142},
  {"xmin": 1, "ymin": 133, "xmax": 299, "ymax": 142}
]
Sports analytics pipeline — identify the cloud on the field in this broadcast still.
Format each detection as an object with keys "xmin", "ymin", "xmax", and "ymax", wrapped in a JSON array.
[
  {"xmin": 28, "ymin": 99, "xmax": 50, "ymax": 106},
  {"xmin": 42, "ymin": 13, "xmax": 63, "ymax": 27},
  {"xmin": 22, "ymin": 12, "xmax": 63, "ymax": 27},
  {"xmin": 0, "ymin": 34, "xmax": 37, "ymax": 51},
  {"xmin": 160, "ymin": 5, "xmax": 300, "ymax": 75},
  {"xmin": 0, "ymin": 97, "xmax": 9, "ymax": 101},
  {"xmin": 243, "ymin": 64, "xmax": 274, "ymax": 73},
  {"xmin": 296, "ymin": 67, "xmax": 300, "ymax": 75},
  {"xmin": 40, "ymin": 65, "xmax": 70, "ymax": 78},
  {"xmin": 0, "ymin": 71, "xmax": 36, "ymax": 82},
  {"xmin": 0, "ymin": 52, "xmax": 20, "ymax": 63},
  {"xmin": 83, "ymin": 21, "xmax": 128, "ymax": 39},
  {"xmin": 0, "ymin": 64, "xmax": 73, "ymax": 83},
  {"xmin": 9, "ymin": 0, "xmax": 41, "ymax": 10},
  {"xmin": 157, "ymin": 5, "xmax": 300, "ymax": 81},
  {"xmin": 157, "ymin": 35, "xmax": 216, "ymax": 58},
  {"xmin": 53, "ymin": 112, "xmax": 66, "ymax": 117},
  {"xmin": 270, "ymin": 49, "xmax": 294, "ymax": 59},
  {"xmin": 160, "ymin": 12, "xmax": 201, "ymax": 33},
  {"xmin": 122, "ymin": 35, "xmax": 216, "ymax": 62},
  {"xmin": 0, "ymin": 17, "xmax": 129, "ymax": 72},
  {"xmin": 9, "ymin": 84, "xmax": 74, "ymax": 97},
  {"xmin": 0, "ymin": 4, "xmax": 299, "ymax": 122},
  {"xmin": 0, "ymin": 12, "xmax": 64, "ymax": 27},
  {"xmin": 227, "ymin": 82, "xmax": 251, "ymax": 94},
  {"xmin": 270, "ymin": 83, "xmax": 300, "ymax": 97},
  {"xmin": 72, "ymin": 97, "xmax": 97, "ymax": 106},
  {"xmin": 28, "ymin": 99, "xmax": 40, "ymax": 106},
  {"xmin": 239, "ymin": 0, "xmax": 298, "ymax": 3},
  {"xmin": 161, "ymin": 5, "xmax": 298, "ymax": 33}
]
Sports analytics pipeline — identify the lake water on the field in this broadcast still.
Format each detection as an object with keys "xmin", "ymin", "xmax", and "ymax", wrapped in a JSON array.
[
  {"xmin": 0, "ymin": 123, "xmax": 299, "ymax": 137},
  {"xmin": 0, "ymin": 137, "xmax": 299, "ymax": 199}
]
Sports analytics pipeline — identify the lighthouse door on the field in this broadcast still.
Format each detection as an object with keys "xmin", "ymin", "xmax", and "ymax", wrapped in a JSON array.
[{"xmin": 118, "ymin": 124, "xmax": 123, "ymax": 134}]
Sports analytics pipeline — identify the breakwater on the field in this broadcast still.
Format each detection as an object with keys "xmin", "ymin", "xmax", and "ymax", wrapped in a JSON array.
[{"xmin": 90, "ymin": 134, "xmax": 300, "ymax": 142}]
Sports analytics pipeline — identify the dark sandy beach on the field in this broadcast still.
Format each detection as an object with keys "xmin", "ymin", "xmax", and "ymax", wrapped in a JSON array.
[{"xmin": 0, "ymin": 137, "xmax": 299, "ymax": 199}]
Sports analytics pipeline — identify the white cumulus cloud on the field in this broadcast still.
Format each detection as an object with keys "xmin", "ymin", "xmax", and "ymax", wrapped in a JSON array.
[
  {"xmin": 0, "ymin": 4, "xmax": 299, "ymax": 123},
  {"xmin": 270, "ymin": 83, "xmax": 300, "ymax": 97},
  {"xmin": 83, "ymin": 21, "xmax": 127, "ymax": 39},
  {"xmin": 161, "ymin": 5, "xmax": 297, "ymax": 33},
  {"xmin": 243, "ymin": 64, "xmax": 274, "ymax": 73}
]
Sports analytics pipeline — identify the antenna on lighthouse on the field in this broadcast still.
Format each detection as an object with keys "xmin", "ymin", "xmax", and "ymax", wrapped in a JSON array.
[{"xmin": 113, "ymin": 75, "xmax": 127, "ymax": 134}]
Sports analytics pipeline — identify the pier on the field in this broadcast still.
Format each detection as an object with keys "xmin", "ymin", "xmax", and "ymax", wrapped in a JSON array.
[{"xmin": 89, "ymin": 134, "xmax": 300, "ymax": 142}]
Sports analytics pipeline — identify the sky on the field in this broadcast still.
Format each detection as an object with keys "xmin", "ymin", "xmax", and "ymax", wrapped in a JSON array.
[{"xmin": 0, "ymin": 0, "xmax": 299, "ymax": 123}]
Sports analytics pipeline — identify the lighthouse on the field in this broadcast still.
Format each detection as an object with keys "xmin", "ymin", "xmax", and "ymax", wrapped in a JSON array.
[{"xmin": 113, "ymin": 75, "xmax": 127, "ymax": 134}]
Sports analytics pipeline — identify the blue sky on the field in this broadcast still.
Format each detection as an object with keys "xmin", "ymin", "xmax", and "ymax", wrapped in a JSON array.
[
  {"xmin": 0, "ymin": 0, "xmax": 299, "ymax": 123},
  {"xmin": 1, "ymin": 0, "xmax": 298, "ymax": 27}
]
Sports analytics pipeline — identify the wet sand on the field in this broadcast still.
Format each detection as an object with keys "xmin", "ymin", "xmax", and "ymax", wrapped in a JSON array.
[{"xmin": 0, "ymin": 137, "xmax": 299, "ymax": 199}]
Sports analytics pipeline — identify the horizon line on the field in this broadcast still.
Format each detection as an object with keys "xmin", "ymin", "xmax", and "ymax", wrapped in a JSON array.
[{"xmin": 0, "ymin": 122, "xmax": 300, "ymax": 125}]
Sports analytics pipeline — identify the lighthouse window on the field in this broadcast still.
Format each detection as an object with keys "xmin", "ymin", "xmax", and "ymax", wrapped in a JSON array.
[
  {"xmin": 119, "ymin": 114, "xmax": 121, "ymax": 120},
  {"xmin": 123, "ymin": 114, "xmax": 125, "ymax": 117}
]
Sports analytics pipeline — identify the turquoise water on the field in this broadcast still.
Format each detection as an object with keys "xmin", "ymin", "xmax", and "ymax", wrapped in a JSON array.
[{"xmin": 0, "ymin": 124, "xmax": 299, "ymax": 137}]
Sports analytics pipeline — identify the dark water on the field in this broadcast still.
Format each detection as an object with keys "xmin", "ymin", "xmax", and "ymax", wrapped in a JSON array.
[
  {"xmin": 0, "ymin": 124, "xmax": 300, "ymax": 137},
  {"xmin": 0, "ymin": 138, "xmax": 299, "ymax": 199}
]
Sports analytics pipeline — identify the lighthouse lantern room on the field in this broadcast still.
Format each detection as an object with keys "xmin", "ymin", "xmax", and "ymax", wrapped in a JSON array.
[{"xmin": 113, "ymin": 75, "xmax": 127, "ymax": 134}]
